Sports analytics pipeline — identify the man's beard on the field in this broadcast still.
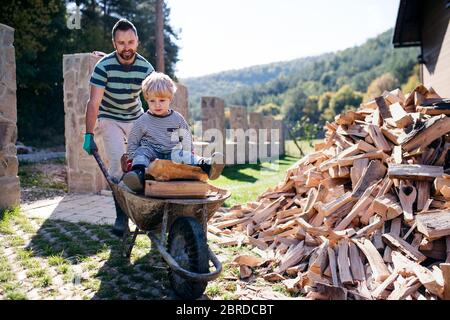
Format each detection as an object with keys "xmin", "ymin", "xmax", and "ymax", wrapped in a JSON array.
[{"xmin": 118, "ymin": 49, "xmax": 135, "ymax": 61}]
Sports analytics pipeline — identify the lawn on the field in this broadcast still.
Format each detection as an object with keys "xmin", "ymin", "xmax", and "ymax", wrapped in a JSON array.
[{"xmin": 210, "ymin": 155, "xmax": 299, "ymax": 207}]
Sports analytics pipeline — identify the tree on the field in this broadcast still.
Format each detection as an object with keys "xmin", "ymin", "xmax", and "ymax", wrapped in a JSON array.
[
  {"xmin": 364, "ymin": 73, "xmax": 398, "ymax": 101},
  {"xmin": 155, "ymin": 0, "xmax": 165, "ymax": 72},
  {"xmin": 401, "ymin": 64, "xmax": 420, "ymax": 93},
  {"xmin": 0, "ymin": 0, "xmax": 180, "ymax": 146},
  {"xmin": 322, "ymin": 85, "xmax": 363, "ymax": 121}
]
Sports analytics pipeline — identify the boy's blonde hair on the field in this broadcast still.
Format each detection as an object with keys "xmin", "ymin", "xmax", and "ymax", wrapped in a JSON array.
[{"xmin": 142, "ymin": 72, "xmax": 177, "ymax": 100}]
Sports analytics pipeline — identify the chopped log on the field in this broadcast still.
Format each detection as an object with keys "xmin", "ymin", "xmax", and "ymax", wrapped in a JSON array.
[
  {"xmin": 276, "ymin": 241, "xmax": 306, "ymax": 273},
  {"xmin": 355, "ymin": 215, "xmax": 384, "ymax": 238},
  {"xmin": 398, "ymin": 183, "xmax": 417, "ymax": 224},
  {"xmin": 318, "ymin": 191, "xmax": 355, "ymax": 217},
  {"xmin": 348, "ymin": 241, "xmax": 365, "ymax": 282},
  {"xmin": 327, "ymin": 246, "xmax": 340, "ymax": 286},
  {"xmin": 401, "ymin": 115, "xmax": 450, "ymax": 152},
  {"xmin": 389, "ymin": 102, "xmax": 414, "ymax": 128},
  {"xmin": 354, "ymin": 238, "xmax": 390, "ymax": 282},
  {"xmin": 252, "ymin": 197, "xmax": 284, "ymax": 223},
  {"xmin": 314, "ymin": 282, "xmax": 347, "ymax": 300},
  {"xmin": 335, "ymin": 183, "xmax": 378, "ymax": 231},
  {"xmin": 375, "ymin": 96, "xmax": 393, "ymax": 120},
  {"xmin": 309, "ymin": 240, "xmax": 329, "ymax": 275},
  {"xmin": 372, "ymin": 193, "xmax": 403, "ymax": 221},
  {"xmin": 146, "ymin": 159, "xmax": 208, "ymax": 182},
  {"xmin": 434, "ymin": 176, "xmax": 450, "ymax": 196},
  {"xmin": 416, "ymin": 181, "xmax": 431, "ymax": 212},
  {"xmin": 390, "ymin": 251, "xmax": 443, "ymax": 298},
  {"xmin": 387, "ymin": 276, "xmax": 421, "ymax": 300},
  {"xmin": 447, "ymin": 236, "xmax": 450, "ymax": 263},
  {"xmin": 387, "ymin": 164, "xmax": 443, "ymax": 181},
  {"xmin": 367, "ymin": 124, "xmax": 392, "ymax": 152},
  {"xmin": 350, "ymin": 158, "xmax": 369, "ymax": 190},
  {"xmin": 382, "ymin": 233, "xmax": 427, "ymax": 263},
  {"xmin": 417, "ymin": 105, "xmax": 450, "ymax": 116},
  {"xmin": 335, "ymin": 150, "xmax": 389, "ymax": 167},
  {"xmin": 416, "ymin": 209, "xmax": 450, "ymax": 238},
  {"xmin": 383, "ymin": 218, "xmax": 402, "ymax": 263},
  {"xmin": 144, "ymin": 180, "xmax": 209, "ymax": 198},
  {"xmin": 392, "ymin": 145, "xmax": 403, "ymax": 164},
  {"xmin": 352, "ymin": 160, "xmax": 386, "ymax": 199},
  {"xmin": 337, "ymin": 239, "xmax": 353, "ymax": 285},
  {"xmin": 372, "ymin": 272, "xmax": 399, "ymax": 299},
  {"xmin": 232, "ymin": 255, "xmax": 264, "ymax": 267},
  {"xmin": 239, "ymin": 265, "xmax": 252, "ymax": 279},
  {"xmin": 441, "ymin": 263, "xmax": 450, "ymax": 300}
]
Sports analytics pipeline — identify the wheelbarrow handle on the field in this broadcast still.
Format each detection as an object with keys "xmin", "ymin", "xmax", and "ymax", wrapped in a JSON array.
[
  {"xmin": 92, "ymin": 150, "xmax": 118, "ymax": 186},
  {"xmin": 147, "ymin": 231, "xmax": 222, "ymax": 282}
]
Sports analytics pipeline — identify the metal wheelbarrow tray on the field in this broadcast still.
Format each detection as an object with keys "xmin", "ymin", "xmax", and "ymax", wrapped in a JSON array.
[{"xmin": 93, "ymin": 151, "xmax": 231, "ymax": 299}]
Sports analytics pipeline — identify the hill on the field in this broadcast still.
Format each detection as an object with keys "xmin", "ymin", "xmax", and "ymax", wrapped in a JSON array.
[{"xmin": 181, "ymin": 29, "xmax": 419, "ymax": 125}]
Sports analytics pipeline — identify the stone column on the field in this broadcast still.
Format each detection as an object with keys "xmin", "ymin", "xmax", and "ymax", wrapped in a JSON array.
[
  {"xmin": 228, "ymin": 106, "xmax": 248, "ymax": 164},
  {"xmin": 248, "ymin": 112, "xmax": 264, "ymax": 162},
  {"xmin": 201, "ymin": 97, "xmax": 225, "ymax": 159},
  {"xmin": 0, "ymin": 24, "xmax": 20, "ymax": 209},
  {"xmin": 63, "ymin": 53, "xmax": 108, "ymax": 193},
  {"xmin": 262, "ymin": 116, "xmax": 274, "ymax": 160},
  {"xmin": 273, "ymin": 119, "xmax": 285, "ymax": 156},
  {"xmin": 172, "ymin": 83, "xmax": 188, "ymax": 121}
]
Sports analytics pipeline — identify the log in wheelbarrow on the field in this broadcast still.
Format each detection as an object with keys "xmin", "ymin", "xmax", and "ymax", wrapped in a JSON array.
[{"xmin": 92, "ymin": 150, "xmax": 230, "ymax": 299}]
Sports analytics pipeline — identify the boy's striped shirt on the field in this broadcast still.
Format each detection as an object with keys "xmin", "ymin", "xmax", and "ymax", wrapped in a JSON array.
[{"xmin": 90, "ymin": 52, "xmax": 154, "ymax": 122}]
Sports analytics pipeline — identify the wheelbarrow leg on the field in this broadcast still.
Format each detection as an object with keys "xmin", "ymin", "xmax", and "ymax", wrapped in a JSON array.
[
  {"xmin": 122, "ymin": 227, "xmax": 139, "ymax": 259},
  {"xmin": 161, "ymin": 203, "xmax": 169, "ymax": 247},
  {"xmin": 202, "ymin": 204, "xmax": 208, "ymax": 241}
]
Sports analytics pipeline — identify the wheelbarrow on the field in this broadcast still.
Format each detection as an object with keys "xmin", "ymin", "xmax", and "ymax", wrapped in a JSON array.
[{"xmin": 92, "ymin": 150, "xmax": 231, "ymax": 299}]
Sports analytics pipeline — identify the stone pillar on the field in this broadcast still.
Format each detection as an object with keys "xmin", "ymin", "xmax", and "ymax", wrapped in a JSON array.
[
  {"xmin": 0, "ymin": 24, "xmax": 20, "ymax": 209},
  {"xmin": 172, "ymin": 83, "xmax": 188, "ymax": 121},
  {"xmin": 273, "ymin": 119, "xmax": 285, "ymax": 156},
  {"xmin": 262, "ymin": 116, "xmax": 274, "ymax": 160},
  {"xmin": 248, "ymin": 112, "xmax": 265, "ymax": 162},
  {"xmin": 63, "ymin": 53, "xmax": 108, "ymax": 193},
  {"xmin": 228, "ymin": 106, "xmax": 248, "ymax": 164},
  {"xmin": 201, "ymin": 97, "xmax": 225, "ymax": 159}
]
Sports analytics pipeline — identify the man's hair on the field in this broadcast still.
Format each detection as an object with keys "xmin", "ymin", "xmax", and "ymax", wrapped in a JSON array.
[
  {"xmin": 112, "ymin": 19, "xmax": 138, "ymax": 39},
  {"xmin": 142, "ymin": 72, "xmax": 177, "ymax": 100}
]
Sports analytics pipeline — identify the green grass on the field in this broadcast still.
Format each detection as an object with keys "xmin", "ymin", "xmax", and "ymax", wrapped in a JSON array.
[
  {"xmin": 284, "ymin": 139, "xmax": 319, "ymax": 158},
  {"xmin": 0, "ymin": 207, "xmax": 21, "ymax": 235},
  {"xmin": 210, "ymin": 155, "xmax": 299, "ymax": 207}
]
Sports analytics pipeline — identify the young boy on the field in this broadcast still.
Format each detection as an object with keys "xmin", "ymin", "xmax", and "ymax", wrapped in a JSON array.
[{"xmin": 123, "ymin": 72, "xmax": 224, "ymax": 192}]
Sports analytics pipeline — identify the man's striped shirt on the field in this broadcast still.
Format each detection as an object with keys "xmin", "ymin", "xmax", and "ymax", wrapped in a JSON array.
[{"xmin": 89, "ymin": 52, "xmax": 154, "ymax": 122}]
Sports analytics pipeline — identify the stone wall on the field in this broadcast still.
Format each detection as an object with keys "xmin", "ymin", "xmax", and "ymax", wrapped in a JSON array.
[
  {"xmin": 272, "ymin": 119, "xmax": 285, "ymax": 156},
  {"xmin": 172, "ymin": 83, "xmax": 188, "ymax": 121},
  {"xmin": 201, "ymin": 97, "xmax": 225, "ymax": 157},
  {"xmin": 0, "ymin": 24, "xmax": 20, "ymax": 209},
  {"xmin": 228, "ymin": 106, "xmax": 248, "ymax": 164},
  {"xmin": 63, "ymin": 53, "xmax": 107, "ymax": 193}
]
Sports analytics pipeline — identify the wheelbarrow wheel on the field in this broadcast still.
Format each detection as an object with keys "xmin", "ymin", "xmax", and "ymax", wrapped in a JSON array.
[{"xmin": 167, "ymin": 217, "xmax": 209, "ymax": 300}]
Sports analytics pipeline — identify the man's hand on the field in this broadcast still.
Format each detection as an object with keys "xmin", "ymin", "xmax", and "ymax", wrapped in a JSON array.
[{"xmin": 83, "ymin": 133, "xmax": 98, "ymax": 155}]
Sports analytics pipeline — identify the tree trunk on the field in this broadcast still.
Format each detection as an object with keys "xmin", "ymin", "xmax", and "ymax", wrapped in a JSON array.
[{"xmin": 155, "ymin": 0, "xmax": 165, "ymax": 72}]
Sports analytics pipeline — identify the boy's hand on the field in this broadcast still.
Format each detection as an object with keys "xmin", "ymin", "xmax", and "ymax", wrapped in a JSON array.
[{"xmin": 83, "ymin": 133, "xmax": 98, "ymax": 155}]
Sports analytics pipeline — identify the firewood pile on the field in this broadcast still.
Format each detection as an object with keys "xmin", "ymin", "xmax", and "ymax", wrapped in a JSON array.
[{"xmin": 210, "ymin": 84, "xmax": 450, "ymax": 300}]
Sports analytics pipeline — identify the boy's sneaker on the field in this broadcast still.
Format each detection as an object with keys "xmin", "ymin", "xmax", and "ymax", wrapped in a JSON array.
[
  {"xmin": 199, "ymin": 152, "xmax": 225, "ymax": 180},
  {"xmin": 122, "ymin": 169, "xmax": 145, "ymax": 192}
]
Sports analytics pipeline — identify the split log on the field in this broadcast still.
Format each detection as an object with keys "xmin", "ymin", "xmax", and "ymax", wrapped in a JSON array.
[
  {"xmin": 416, "ymin": 209, "xmax": 450, "ymax": 238},
  {"xmin": 387, "ymin": 164, "xmax": 444, "ymax": 181},
  {"xmin": 382, "ymin": 233, "xmax": 427, "ymax": 263},
  {"xmin": 354, "ymin": 238, "xmax": 390, "ymax": 282}
]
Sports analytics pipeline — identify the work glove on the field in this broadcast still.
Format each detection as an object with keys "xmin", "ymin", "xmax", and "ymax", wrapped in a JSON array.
[{"xmin": 83, "ymin": 133, "xmax": 98, "ymax": 155}]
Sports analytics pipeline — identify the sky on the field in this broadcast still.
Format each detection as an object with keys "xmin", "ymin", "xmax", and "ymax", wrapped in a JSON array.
[{"xmin": 165, "ymin": 0, "xmax": 401, "ymax": 79}]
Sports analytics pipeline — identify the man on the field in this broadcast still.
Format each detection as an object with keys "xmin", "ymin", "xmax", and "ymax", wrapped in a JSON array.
[{"xmin": 83, "ymin": 19, "xmax": 154, "ymax": 237}]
